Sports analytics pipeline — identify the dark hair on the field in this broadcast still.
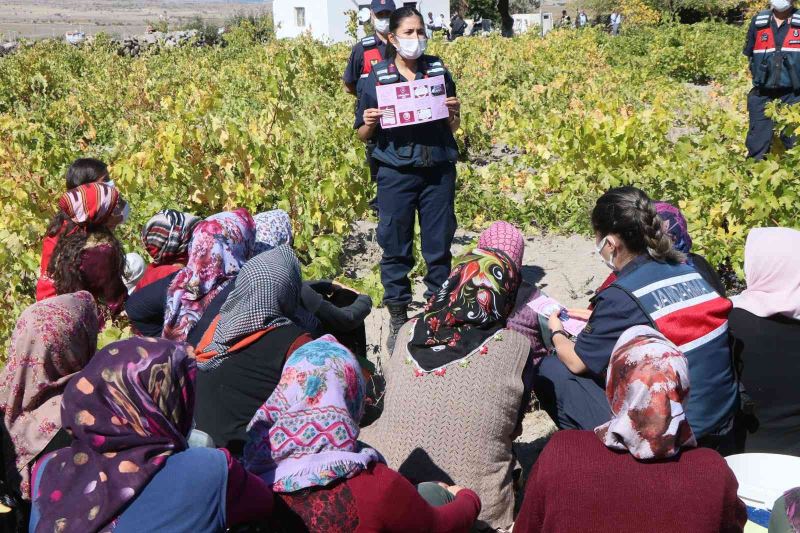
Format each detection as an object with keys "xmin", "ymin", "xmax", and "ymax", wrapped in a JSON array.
[
  {"xmin": 46, "ymin": 158, "xmax": 110, "ymax": 238},
  {"xmin": 385, "ymin": 7, "xmax": 425, "ymax": 60},
  {"xmin": 48, "ymin": 227, "xmax": 125, "ymax": 300},
  {"xmin": 65, "ymin": 158, "xmax": 108, "ymax": 189},
  {"xmin": 591, "ymin": 186, "xmax": 685, "ymax": 264}
]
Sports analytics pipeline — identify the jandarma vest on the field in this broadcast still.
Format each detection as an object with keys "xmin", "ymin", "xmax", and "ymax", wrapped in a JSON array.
[
  {"xmin": 370, "ymin": 56, "xmax": 458, "ymax": 168},
  {"xmin": 360, "ymin": 35, "xmax": 384, "ymax": 79},
  {"xmin": 750, "ymin": 10, "xmax": 800, "ymax": 90},
  {"xmin": 612, "ymin": 261, "xmax": 738, "ymax": 438}
]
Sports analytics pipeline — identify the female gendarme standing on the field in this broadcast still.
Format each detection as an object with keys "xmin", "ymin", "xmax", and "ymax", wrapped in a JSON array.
[{"xmin": 355, "ymin": 6, "xmax": 461, "ymax": 352}]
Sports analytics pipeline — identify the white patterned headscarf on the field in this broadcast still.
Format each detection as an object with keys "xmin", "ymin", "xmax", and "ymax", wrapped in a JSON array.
[
  {"xmin": 198, "ymin": 245, "xmax": 301, "ymax": 371},
  {"xmin": 253, "ymin": 210, "xmax": 293, "ymax": 255}
]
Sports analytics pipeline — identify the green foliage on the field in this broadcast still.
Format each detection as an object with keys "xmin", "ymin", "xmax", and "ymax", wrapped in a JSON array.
[{"xmin": 1, "ymin": 22, "xmax": 799, "ymax": 355}]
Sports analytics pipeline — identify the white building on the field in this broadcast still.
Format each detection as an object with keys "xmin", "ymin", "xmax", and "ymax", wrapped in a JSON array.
[{"xmin": 273, "ymin": 0, "xmax": 451, "ymax": 43}]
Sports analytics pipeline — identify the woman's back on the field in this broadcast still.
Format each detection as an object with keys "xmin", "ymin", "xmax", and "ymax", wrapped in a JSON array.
[
  {"xmin": 31, "ymin": 447, "xmax": 228, "ymax": 533},
  {"xmin": 360, "ymin": 322, "xmax": 529, "ymax": 530},
  {"xmin": 729, "ymin": 308, "xmax": 800, "ymax": 456},
  {"xmin": 515, "ymin": 431, "xmax": 746, "ymax": 533}
]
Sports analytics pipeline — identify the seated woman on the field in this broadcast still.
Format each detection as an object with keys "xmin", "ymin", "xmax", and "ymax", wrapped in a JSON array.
[
  {"xmin": 47, "ymin": 183, "xmax": 129, "ymax": 320},
  {"xmin": 360, "ymin": 248, "xmax": 528, "ymax": 531},
  {"xmin": 193, "ymin": 245, "xmax": 313, "ymax": 454},
  {"xmin": 255, "ymin": 209, "xmax": 374, "ymax": 359},
  {"xmin": 162, "ymin": 208, "xmax": 255, "ymax": 343},
  {"xmin": 137, "ymin": 209, "xmax": 200, "ymax": 290},
  {"xmin": 730, "ymin": 227, "xmax": 800, "ymax": 456},
  {"xmin": 0, "ymin": 292, "xmax": 98, "ymax": 503},
  {"xmin": 515, "ymin": 326, "xmax": 746, "ymax": 533},
  {"xmin": 243, "ymin": 336, "xmax": 481, "ymax": 532},
  {"xmin": 538, "ymin": 186, "xmax": 738, "ymax": 449},
  {"xmin": 29, "ymin": 337, "xmax": 273, "ymax": 533},
  {"xmin": 36, "ymin": 158, "xmax": 112, "ymax": 302},
  {"xmin": 654, "ymin": 201, "xmax": 726, "ymax": 296},
  {"xmin": 590, "ymin": 200, "xmax": 726, "ymax": 301}
]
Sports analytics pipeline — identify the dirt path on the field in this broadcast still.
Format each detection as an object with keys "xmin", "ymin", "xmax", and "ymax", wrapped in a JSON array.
[{"xmin": 345, "ymin": 221, "xmax": 609, "ymax": 473}]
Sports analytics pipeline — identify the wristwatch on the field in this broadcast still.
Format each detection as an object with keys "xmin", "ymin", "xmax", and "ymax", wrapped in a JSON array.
[{"xmin": 551, "ymin": 330, "xmax": 570, "ymax": 341}]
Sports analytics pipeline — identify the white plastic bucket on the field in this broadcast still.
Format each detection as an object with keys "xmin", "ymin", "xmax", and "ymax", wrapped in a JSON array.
[{"xmin": 725, "ymin": 453, "xmax": 800, "ymax": 511}]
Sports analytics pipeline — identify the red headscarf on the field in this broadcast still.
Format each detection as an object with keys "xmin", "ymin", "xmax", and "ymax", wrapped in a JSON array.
[{"xmin": 58, "ymin": 182, "xmax": 120, "ymax": 227}]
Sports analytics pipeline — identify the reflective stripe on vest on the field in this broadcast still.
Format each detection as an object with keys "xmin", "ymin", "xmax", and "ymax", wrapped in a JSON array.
[
  {"xmin": 611, "ymin": 261, "xmax": 737, "ymax": 437},
  {"xmin": 375, "ymin": 58, "xmax": 445, "ymax": 86}
]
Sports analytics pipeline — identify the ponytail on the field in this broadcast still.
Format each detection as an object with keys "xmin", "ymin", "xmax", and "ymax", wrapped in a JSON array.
[{"xmin": 591, "ymin": 186, "xmax": 686, "ymax": 264}]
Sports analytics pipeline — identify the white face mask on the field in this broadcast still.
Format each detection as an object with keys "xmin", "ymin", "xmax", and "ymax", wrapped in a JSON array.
[
  {"xmin": 106, "ymin": 179, "xmax": 115, "ymax": 189},
  {"xmin": 596, "ymin": 236, "xmax": 617, "ymax": 271},
  {"xmin": 771, "ymin": 0, "xmax": 792, "ymax": 11},
  {"xmin": 373, "ymin": 17, "xmax": 390, "ymax": 34},
  {"xmin": 394, "ymin": 37, "xmax": 427, "ymax": 60}
]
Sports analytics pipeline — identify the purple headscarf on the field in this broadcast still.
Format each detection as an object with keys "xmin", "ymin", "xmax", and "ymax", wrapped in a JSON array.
[
  {"xmin": 243, "ymin": 336, "xmax": 382, "ymax": 493},
  {"xmin": 35, "ymin": 338, "xmax": 196, "ymax": 533},
  {"xmin": 654, "ymin": 201, "xmax": 693, "ymax": 256}
]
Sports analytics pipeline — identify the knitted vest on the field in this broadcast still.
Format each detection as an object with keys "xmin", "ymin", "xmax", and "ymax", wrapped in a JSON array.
[{"xmin": 360, "ymin": 322, "xmax": 529, "ymax": 530}]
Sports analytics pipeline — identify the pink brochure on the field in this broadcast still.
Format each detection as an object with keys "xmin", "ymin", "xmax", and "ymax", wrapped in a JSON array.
[
  {"xmin": 527, "ymin": 293, "xmax": 588, "ymax": 337},
  {"xmin": 376, "ymin": 75, "xmax": 449, "ymax": 129}
]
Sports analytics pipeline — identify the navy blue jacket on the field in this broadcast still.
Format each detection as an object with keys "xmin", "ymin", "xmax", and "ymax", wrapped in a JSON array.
[{"xmin": 355, "ymin": 55, "xmax": 459, "ymax": 168}]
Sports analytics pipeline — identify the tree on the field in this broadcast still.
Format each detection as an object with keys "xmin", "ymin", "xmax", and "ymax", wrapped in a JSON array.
[
  {"xmin": 497, "ymin": 0, "xmax": 515, "ymax": 35},
  {"xmin": 510, "ymin": 0, "xmax": 541, "ymax": 13}
]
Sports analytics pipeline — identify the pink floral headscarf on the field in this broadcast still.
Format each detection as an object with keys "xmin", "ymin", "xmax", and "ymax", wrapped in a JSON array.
[
  {"xmin": 0, "ymin": 292, "xmax": 98, "ymax": 499},
  {"xmin": 243, "ymin": 336, "xmax": 382, "ymax": 493},
  {"xmin": 163, "ymin": 208, "xmax": 255, "ymax": 342},
  {"xmin": 595, "ymin": 325, "xmax": 697, "ymax": 460}
]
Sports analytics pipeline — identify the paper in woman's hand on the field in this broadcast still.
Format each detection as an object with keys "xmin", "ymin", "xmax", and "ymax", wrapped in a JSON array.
[
  {"xmin": 527, "ymin": 293, "xmax": 588, "ymax": 337},
  {"xmin": 376, "ymin": 75, "xmax": 449, "ymax": 129}
]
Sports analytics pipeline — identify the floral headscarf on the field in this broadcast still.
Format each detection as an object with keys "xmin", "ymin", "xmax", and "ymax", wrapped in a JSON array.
[
  {"xmin": 35, "ymin": 338, "xmax": 196, "ymax": 533},
  {"xmin": 58, "ymin": 183, "xmax": 120, "ymax": 227},
  {"xmin": 654, "ymin": 201, "xmax": 692, "ymax": 255},
  {"xmin": 140, "ymin": 210, "xmax": 201, "ymax": 265},
  {"xmin": 595, "ymin": 325, "xmax": 697, "ymax": 461},
  {"xmin": 478, "ymin": 221, "xmax": 525, "ymax": 270},
  {"xmin": 163, "ymin": 208, "xmax": 255, "ymax": 342},
  {"xmin": 197, "ymin": 245, "xmax": 302, "ymax": 371},
  {"xmin": 253, "ymin": 210, "xmax": 293, "ymax": 255},
  {"xmin": 408, "ymin": 248, "xmax": 521, "ymax": 372},
  {"xmin": 0, "ymin": 292, "xmax": 98, "ymax": 499},
  {"xmin": 243, "ymin": 336, "xmax": 382, "ymax": 493}
]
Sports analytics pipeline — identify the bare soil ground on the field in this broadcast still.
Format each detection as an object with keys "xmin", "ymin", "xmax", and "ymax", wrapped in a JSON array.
[
  {"xmin": 0, "ymin": 0, "xmax": 271, "ymax": 40},
  {"xmin": 344, "ymin": 220, "xmax": 609, "ymax": 474}
]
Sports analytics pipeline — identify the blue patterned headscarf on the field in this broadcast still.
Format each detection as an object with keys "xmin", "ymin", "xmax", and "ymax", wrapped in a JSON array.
[
  {"xmin": 243, "ymin": 336, "xmax": 382, "ymax": 493},
  {"xmin": 654, "ymin": 201, "xmax": 693, "ymax": 255},
  {"xmin": 253, "ymin": 210, "xmax": 293, "ymax": 255}
]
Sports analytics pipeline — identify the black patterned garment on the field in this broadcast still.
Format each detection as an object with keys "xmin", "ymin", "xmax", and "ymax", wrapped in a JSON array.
[{"xmin": 408, "ymin": 248, "xmax": 521, "ymax": 373}]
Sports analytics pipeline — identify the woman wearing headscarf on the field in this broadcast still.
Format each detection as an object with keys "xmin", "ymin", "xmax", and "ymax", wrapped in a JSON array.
[
  {"xmin": 359, "ymin": 248, "xmax": 529, "ymax": 530},
  {"xmin": 255, "ymin": 210, "xmax": 374, "ymax": 362},
  {"xmin": 515, "ymin": 326, "xmax": 747, "ymax": 533},
  {"xmin": 770, "ymin": 487, "xmax": 800, "ymax": 532},
  {"xmin": 137, "ymin": 209, "xmax": 201, "ymax": 290},
  {"xmin": 36, "ymin": 158, "xmax": 112, "ymax": 302},
  {"xmin": 244, "ymin": 336, "xmax": 481, "ymax": 532},
  {"xmin": 162, "ymin": 208, "xmax": 255, "ymax": 343},
  {"xmin": 0, "ymin": 292, "xmax": 99, "ymax": 503},
  {"xmin": 654, "ymin": 201, "xmax": 726, "ymax": 295},
  {"xmin": 46, "ymin": 183, "xmax": 129, "ymax": 320},
  {"xmin": 730, "ymin": 227, "xmax": 800, "ymax": 456},
  {"xmin": 477, "ymin": 221, "xmax": 547, "ymax": 434},
  {"xmin": 125, "ymin": 210, "xmax": 202, "ymax": 337},
  {"xmin": 193, "ymin": 245, "xmax": 314, "ymax": 454},
  {"xmin": 29, "ymin": 338, "xmax": 273, "ymax": 533}
]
